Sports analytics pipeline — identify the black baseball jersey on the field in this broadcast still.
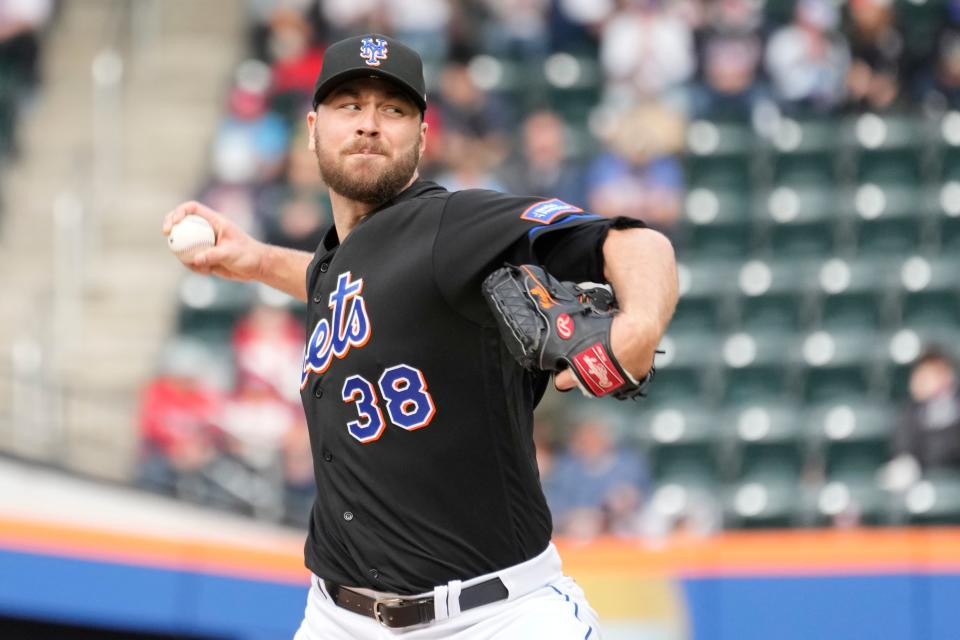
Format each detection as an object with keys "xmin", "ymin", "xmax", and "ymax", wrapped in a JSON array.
[{"xmin": 299, "ymin": 179, "xmax": 644, "ymax": 594}]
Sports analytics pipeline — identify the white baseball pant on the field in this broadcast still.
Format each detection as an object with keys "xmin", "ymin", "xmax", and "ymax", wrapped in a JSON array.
[{"xmin": 293, "ymin": 543, "xmax": 601, "ymax": 639}]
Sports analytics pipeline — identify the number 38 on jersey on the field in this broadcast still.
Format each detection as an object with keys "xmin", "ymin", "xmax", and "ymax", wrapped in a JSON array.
[{"xmin": 342, "ymin": 364, "xmax": 436, "ymax": 444}]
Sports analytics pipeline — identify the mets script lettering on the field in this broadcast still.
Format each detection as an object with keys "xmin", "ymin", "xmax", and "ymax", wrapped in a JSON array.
[{"xmin": 301, "ymin": 272, "xmax": 371, "ymax": 388}]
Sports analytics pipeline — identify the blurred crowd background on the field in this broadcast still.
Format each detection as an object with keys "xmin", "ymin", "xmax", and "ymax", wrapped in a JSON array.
[{"xmin": 2, "ymin": 0, "xmax": 960, "ymax": 543}]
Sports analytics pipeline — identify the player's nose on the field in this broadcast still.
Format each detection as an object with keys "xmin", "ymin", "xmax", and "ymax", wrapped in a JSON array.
[{"xmin": 354, "ymin": 107, "xmax": 381, "ymax": 137}]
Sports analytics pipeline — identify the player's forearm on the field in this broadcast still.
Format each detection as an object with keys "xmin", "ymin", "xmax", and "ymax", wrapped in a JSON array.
[
  {"xmin": 255, "ymin": 243, "xmax": 313, "ymax": 303},
  {"xmin": 602, "ymin": 227, "xmax": 678, "ymax": 374}
]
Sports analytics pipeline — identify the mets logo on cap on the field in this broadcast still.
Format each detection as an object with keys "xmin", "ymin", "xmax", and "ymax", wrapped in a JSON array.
[{"xmin": 360, "ymin": 37, "xmax": 388, "ymax": 67}]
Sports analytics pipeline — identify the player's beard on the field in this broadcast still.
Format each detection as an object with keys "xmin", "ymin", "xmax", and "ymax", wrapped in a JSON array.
[{"xmin": 315, "ymin": 132, "xmax": 421, "ymax": 205}]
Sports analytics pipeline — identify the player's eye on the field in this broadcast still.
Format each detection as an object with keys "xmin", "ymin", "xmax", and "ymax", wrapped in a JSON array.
[{"xmin": 384, "ymin": 105, "xmax": 404, "ymax": 115}]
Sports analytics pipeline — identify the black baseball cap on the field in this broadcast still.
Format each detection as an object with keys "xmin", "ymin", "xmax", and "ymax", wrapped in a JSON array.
[{"xmin": 312, "ymin": 34, "xmax": 427, "ymax": 113}]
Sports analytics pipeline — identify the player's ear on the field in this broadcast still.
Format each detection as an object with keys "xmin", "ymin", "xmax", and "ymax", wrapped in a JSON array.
[
  {"xmin": 419, "ymin": 120, "xmax": 428, "ymax": 156},
  {"xmin": 307, "ymin": 111, "xmax": 317, "ymax": 152}
]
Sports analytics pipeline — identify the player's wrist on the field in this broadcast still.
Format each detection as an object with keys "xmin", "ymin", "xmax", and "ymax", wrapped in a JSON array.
[{"xmin": 610, "ymin": 315, "xmax": 659, "ymax": 378}]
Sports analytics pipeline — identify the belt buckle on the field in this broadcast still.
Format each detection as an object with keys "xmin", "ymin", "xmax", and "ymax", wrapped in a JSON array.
[{"xmin": 373, "ymin": 597, "xmax": 405, "ymax": 627}]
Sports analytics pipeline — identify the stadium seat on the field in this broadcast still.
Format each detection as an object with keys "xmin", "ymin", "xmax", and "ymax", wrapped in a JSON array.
[
  {"xmin": 718, "ymin": 330, "xmax": 802, "ymax": 405},
  {"xmin": 765, "ymin": 117, "xmax": 840, "ymax": 187},
  {"xmin": 679, "ymin": 188, "xmax": 755, "ymax": 258},
  {"xmin": 798, "ymin": 329, "xmax": 886, "ymax": 401},
  {"xmin": 755, "ymin": 183, "xmax": 840, "ymax": 258},
  {"xmin": 844, "ymin": 113, "xmax": 927, "ymax": 185},
  {"xmin": 932, "ymin": 111, "xmax": 960, "ymax": 181},
  {"xmin": 637, "ymin": 403, "xmax": 722, "ymax": 487},
  {"xmin": 734, "ymin": 257, "xmax": 819, "ymax": 333},
  {"xmin": 812, "ymin": 256, "xmax": 898, "ymax": 331},
  {"xmin": 723, "ymin": 470, "xmax": 802, "ymax": 529},
  {"xmin": 804, "ymin": 398, "xmax": 895, "ymax": 478},
  {"xmin": 671, "ymin": 259, "xmax": 740, "ymax": 333},
  {"xmin": 808, "ymin": 480, "xmax": 892, "ymax": 527},
  {"xmin": 931, "ymin": 179, "xmax": 960, "ymax": 252},
  {"xmin": 720, "ymin": 401, "xmax": 806, "ymax": 479},
  {"xmin": 899, "ymin": 471, "xmax": 960, "ymax": 525},
  {"xmin": 836, "ymin": 183, "xmax": 929, "ymax": 257},
  {"xmin": 648, "ymin": 330, "xmax": 724, "ymax": 404},
  {"xmin": 176, "ymin": 275, "xmax": 257, "ymax": 343},
  {"xmin": 684, "ymin": 120, "xmax": 756, "ymax": 192},
  {"xmin": 894, "ymin": 254, "xmax": 960, "ymax": 329}
]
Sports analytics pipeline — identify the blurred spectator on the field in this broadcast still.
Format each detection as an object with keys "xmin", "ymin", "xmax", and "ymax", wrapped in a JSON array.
[
  {"xmin": 212, "ymin": 80, "xmax": 289, "ymax": 186},
  {"xmin": 881, "ymin": 349, "xmax": 960, "ymax": 491},
  {"xmin": 690, "ymin": 33, "xmax": 769, "ymax": 121},
  {"xmin": 0, "ymin": 0, "xmax": 53, "ymax": 157},
  {"xmin": 232, "ymin": 302, "xmax": 305, "ymax": 403},
  {"xmin": 282, "ymin": 416, "xmax": 315, "ymax": 527},
  {"xmin": 765, "ymin": 0, "xmax": 850, "ymax": 114},
  {"xmin": 844, "ymin": 0, "xmax": 904, "ymax": 112},
  {"xmin": 435, "ymin": 129, "xmax": 506, "ymax": 192},
  {"xmin": 320, "ymin": 0, "xmax": 385, "ymax": 40},
  {"xmin": 262, "ymin": 191, "xmax": 330, "ymax": 252},
  {"xmin": 384, "ymin": 0, "xmax": 451, "ymax": 71},
  {"xmin": 545, "ymin": 413, "xmax": 651, "ymax": 539},
  {"xmin": 266, "ymin": 8, "xmax": 325, "ymax": 122},
  {"xmin": 137, "ymin": 342, "xmax": 223, "ymax": 497},
  {"xmin": 246, "ymin": 0, "xmax": 317, "ymax": 61},
  {"xmin": 498, "ymin": 109, "xmax": 586, "ymax": 206},
  {"xmin": 481, "ymin": 0, "xmax": 549, "ymax": 63},
  {"xmin": 435, "ymin": 60, "xmax": 511, "ymax": 148},
  {"xmin": 599, "ymin": 0, "xmax": 696, "ymax": 112},
  {"xmin": 585, "ymin": 102, "xmax": 685, "ymax": 229},
  {"xmin": 547, "ymin": 0, "xmax": 611, "ymax": 54},
  {"xmin": 914, "ymin": 11, "xmax": 960, "ymax": 112},
  {"xmin": 214, "ymin": 376, "xmax": 301, "ymax": 520}
]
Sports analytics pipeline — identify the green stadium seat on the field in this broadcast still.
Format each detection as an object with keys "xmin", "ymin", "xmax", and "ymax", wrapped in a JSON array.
[
  {"xmin": 899, "ymin": 471, "xmax": 960, "ymax": 525},
  {"xmin": 804, "ymin": 400, "xmax": 896, "ymax": 510},
  {"xmin": 798, "ymin": 330, "xmax": 885, "ymax": 401},
  {"xmin": 679, "ymin": 188, "xmax": 755, "ymax": 258},
  {"xmin": 809, "ymin": 480, "xmax": 892, "ymax": 527},
  {"xmin": 931, "ymin": 180, "xmax": 960, "ymax": 251},
  {"xmin": 671, "ymin": 259, "xmax": 740, "ymax": 332},
  {"xmin": 176, "ymin": 275, "xmax": 257, "ymax": 343},
  {"xmin": 734, "ymin": 258, "xmax": 819, "ymax": 333},
  {"xmin": 718, "ymin": 330, "xmax": 801, "ymax": 405},
  {"xmin": 894, "ymin": 255, "xmax": 960, "ymax": 329},
  {"xmin": 723, "ymin": 471, "xmax": 801, "ymax": 529},
  {"xmin": 756, "ymin": 184, "xmax": 839, "ymax": 258},
  {"xmin": 936, "ymin": 111, "xmax": 960, "ymax": 182},
  {"xmin": 844, "ymin": 113, "xmax": 928, "ymax": 185},
  {"xmin": 720, "ymin": 401, "xmax": 806, "ymax": 481},
  {"xmin": 837, "ymin": 184, "xmax": 929, "ymax": 257},
  {"xmin": 637, "ymin": 404, "xmax": 721, "ymax": 487},
  {"xmin": 812, "ymin": 257, "xmax": 898, "ymax": 331},
  {"xmin": 765, "ymin": 117, "xmax": 840, "ymax": 186},
  {"xmin": 648, "ymin": 330, "xmax": 723, "ymax": 404},
  {"xmin": 684, "ymin": 120, "xmax": 756, "ymax": 192}
]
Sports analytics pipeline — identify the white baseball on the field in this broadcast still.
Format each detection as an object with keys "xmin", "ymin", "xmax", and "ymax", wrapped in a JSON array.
[{"xmin": 168, "ymin": 215, "xmax": 216, "ymax": 262}]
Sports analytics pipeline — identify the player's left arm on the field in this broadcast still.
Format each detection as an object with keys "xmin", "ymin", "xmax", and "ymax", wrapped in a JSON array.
[{"xmin": 554, "ymin": 227, "xmax": 678, "ymax": 391}]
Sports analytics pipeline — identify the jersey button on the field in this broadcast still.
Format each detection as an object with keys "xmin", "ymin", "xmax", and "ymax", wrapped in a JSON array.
[
  {"xmin": 319, "ymin": 262, "xmax": 329, "ymax": 273},
  {"xmin": 322, "ymin": 450, "xmax": 333, "ymax": 462},
  {"xmin": 368, "ymin": 569, "xmax": 380, "ymax": 580},
  {"xmin": 343, "ymin": 511, "xmax": 354, "ymax": 522},
  {"xmin": 314, "ymin": 386, "xmax": 323, "ymax": 399},
  {"xmin": 312, "ymin": 294, "xmax": 322, "ymax": 304}
]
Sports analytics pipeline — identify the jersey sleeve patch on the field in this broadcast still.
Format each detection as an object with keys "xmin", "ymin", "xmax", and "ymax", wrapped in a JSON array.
[{"xmin": 520, "ymin": 198, "xmax": 583, "ymax": 225}]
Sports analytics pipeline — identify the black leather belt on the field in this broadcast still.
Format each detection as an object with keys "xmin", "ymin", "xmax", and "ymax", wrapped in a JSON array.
[{"xmin": 323, "ymin": 577, "xmax": 509, "ymax": 628}]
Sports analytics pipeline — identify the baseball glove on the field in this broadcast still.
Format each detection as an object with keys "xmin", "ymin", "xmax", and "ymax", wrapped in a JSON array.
[{"xmin": 481, "ymin": 264, "xmax": 656, "ymax": 400}]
